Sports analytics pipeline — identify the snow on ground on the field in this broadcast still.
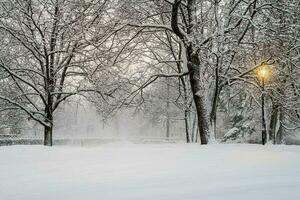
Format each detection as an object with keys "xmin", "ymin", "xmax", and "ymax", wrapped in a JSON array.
[{"xmin": 0, "ymin": 143, "xmax": 300, "ymax": 200}]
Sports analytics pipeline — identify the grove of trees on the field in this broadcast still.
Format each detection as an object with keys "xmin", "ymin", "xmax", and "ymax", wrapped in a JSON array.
[{"xmin": 0, "ymin": 0, "xmax": 299, "ymax": 146}]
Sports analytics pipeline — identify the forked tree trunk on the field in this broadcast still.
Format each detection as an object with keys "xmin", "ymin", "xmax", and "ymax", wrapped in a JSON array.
[
  {"xmin": 171, "ymin": 0, "xmax": 209, "ymax": 144},
  {"xmin": 187, "ymin": 46, "xmax": 209, "ymax": 144}
]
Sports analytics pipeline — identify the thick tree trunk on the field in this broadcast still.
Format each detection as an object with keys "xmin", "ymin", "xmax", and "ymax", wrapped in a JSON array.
[
  {"xmin": 43, "ymin": 101, "xmax": 54, "ymax": 146},
  {"xmin": 193, "ymin": 94, "xmax": 209, "ymax": 145},
  {"xmin": 43, "ymin": 3, "xmax": 57, "ymax": 147},
  {"xmin": 171, "ymin": 0, "xmax": 209, "ymax": 144},
  {"xmin": 187, "ymin": 47, "xmax": 209, "ymax": 144},
  {"xmin": 44, "ymin": 125, "xmax": 53, "ymax": 146},
  {"xmin": 44, "ymin": 104, "xmax": 53, "ymax": 146}
]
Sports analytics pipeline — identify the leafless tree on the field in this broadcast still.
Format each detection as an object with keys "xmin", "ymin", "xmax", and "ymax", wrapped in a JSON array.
[{"xmin": 0, "ymin": 0, "xmax": 112, "ymax": 145}]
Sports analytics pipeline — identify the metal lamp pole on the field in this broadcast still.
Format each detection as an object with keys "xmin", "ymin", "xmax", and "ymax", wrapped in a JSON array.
[{"xmin": 261, "ymin": 77, "xmax": 267, "ymax": 145}]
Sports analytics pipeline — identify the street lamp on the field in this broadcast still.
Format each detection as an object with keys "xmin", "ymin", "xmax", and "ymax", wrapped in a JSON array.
[{"xmin": 257, "ymin": 65, "xmax": 271, "ymax": 145}]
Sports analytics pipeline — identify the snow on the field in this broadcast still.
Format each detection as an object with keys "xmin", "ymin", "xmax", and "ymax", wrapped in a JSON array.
[{"xmin": 0, "ymin": 143, "xmax": 300, "ymax": 200}]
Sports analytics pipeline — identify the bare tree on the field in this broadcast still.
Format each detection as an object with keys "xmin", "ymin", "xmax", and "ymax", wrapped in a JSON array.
[{"xmin": 0, "ymin": 0, "xmax": 111, "ymax": 145}]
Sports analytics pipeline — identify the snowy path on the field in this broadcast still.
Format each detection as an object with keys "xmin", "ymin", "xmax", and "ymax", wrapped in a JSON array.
[{"xmin": 0, "ymin": 143, "xmax": 300, "ymax": 200}]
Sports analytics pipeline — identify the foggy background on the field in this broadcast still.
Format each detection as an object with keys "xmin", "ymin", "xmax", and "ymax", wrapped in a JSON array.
[{"xmin": 20, "ymin": 97, "xmax": 187, "ymax": 141}]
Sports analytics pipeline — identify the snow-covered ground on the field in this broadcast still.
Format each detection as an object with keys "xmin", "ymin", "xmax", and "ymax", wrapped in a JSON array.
[{"xmin": 1, "ymin": 143, "xmax": 300, "ymax": 200}]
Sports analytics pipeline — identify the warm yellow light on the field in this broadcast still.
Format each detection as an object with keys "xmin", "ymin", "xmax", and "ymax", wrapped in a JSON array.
[{"xmin": 257, "ymin": 65, "xmax": 271, "ymax": 80}]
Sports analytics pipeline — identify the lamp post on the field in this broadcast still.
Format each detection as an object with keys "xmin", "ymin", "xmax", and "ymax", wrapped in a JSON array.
[
  {"xmin": 261, "ymin": 77, "xmax": 267, "ymax": 145},
  {"xmin": 257, "ymin": 65, "xmax": 270, "ymax": 145}
]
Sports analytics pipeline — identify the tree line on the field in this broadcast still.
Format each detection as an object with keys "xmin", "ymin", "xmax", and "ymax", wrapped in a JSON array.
[{"xmin": 0, "ymin": 0, "xmax": 299, "ymax": 146}]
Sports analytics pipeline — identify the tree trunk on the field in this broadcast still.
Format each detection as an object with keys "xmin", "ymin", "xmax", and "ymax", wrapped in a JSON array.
[
  {"xmin": 171, "ymin": 0, "xmax": 209, "ymax": 144},
  {"xmin": 184, "ymin": 110, "xmax": 190, "ymax": 143},
  {"xmin": 269, "ymin": 103, "xmax": 279, "ymax": 144},
  {"xmin": 191, "ymin": 113, "xmax": 197, "ymax": 142},
  {"xmin": 43, "ymin": 3, "xmax": 57, "ymax": 147},
  {"xmin": 275, "ymin": 110, "xmax": 284, "ymax": 144},
  {"xmin": 181, "ymin": 76, "xmax": 190, "ymax": 143},
  {"xmin": 44, "ymin": 125, "xmax": 53, "ymax": 146},
  {"xmin": 166, "ymin": 115, "xmax": 170, "ymax": 138},
  {"xmin": 261, "ymin": 83, "xmax": 267, "ymax": 145},
  {"xmin": 166, "ymin": 76, "xmax": 170, "ymax": 138},
  {"xmin": 187, "ymin": 46, "xmax": 209, "ymax": 144},
  {"xmin": 276, "ymin": 124, "xmax": 283, "ymax": 144},
  {"xmin": 195, "ymin": 125, "xmax": 199, "ymax": 143},
  {"xmin": 44, "ymin": 104, "xmax": 53, "ymax": 146},
  {"xmin": 210, "ymin": 67, "xmax": 220, "ymax": 140}
]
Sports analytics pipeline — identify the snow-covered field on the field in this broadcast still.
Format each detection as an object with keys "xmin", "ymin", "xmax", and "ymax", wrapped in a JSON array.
[{"xmin": 1, "ymin": 143, "xmax": 300, "ymax": 200}]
